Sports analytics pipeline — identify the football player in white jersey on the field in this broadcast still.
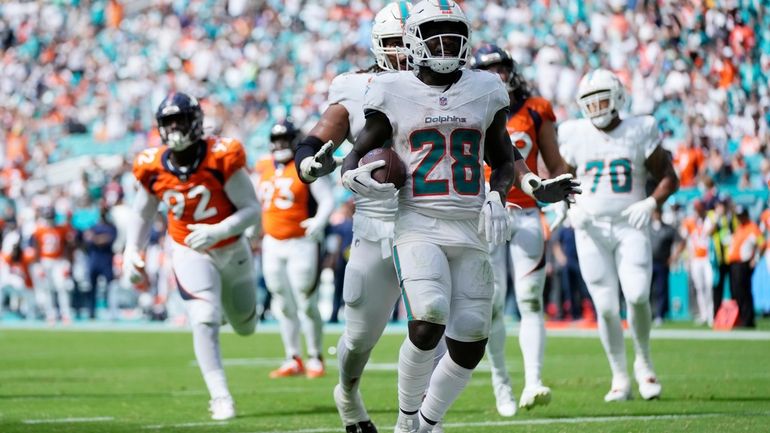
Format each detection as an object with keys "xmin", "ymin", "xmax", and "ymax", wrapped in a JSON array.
[
  {"xmin": 341, "ymin": 2, "xmax": 580, "ymax": 432},
  {"xmin": 471, "ymin": 44, "xmax": 570, "ymax": 414},
  {"xmin": 294, "ymin": 3, "xmax": 417, "ymax": 432},
  {"xmin": 556, "ymin": 69, "xmax": 679, "ymax": 402}
]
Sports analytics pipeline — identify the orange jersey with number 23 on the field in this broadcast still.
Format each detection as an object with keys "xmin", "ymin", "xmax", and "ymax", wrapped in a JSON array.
[{"xmin": 133, "ymin": 137, "xmax": 246, "ymax": 248}]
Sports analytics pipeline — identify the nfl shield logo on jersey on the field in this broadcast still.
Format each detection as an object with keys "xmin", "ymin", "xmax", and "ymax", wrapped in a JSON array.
[{"xmin": 439, "ymin": 96, "xmax": 448, "ymax": 106}]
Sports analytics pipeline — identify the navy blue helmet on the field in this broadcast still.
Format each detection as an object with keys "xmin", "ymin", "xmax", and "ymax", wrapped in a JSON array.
[
  {"xmin": 471, "ymin": 44, "xmax": 530, "ymax": 103},
  {"xmin": 156, "ymin": 92, "xmax": 204, "ymax": 151}
]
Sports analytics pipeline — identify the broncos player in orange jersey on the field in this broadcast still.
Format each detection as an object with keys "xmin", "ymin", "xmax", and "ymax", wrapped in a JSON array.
[
  {"xmin": 31, "ymin": 207, "xmax": 76, "ymax": 325},
  {"xmin": 254, "ymin": 120, "xmax": 334, "ymax": 380},
  {"xmin": 471, "ymin": 44, "xmax": 571, "ymax": 413},
  {"xmin": 123, "ymin": 92, "xmax": 260, "ymax": 421}
]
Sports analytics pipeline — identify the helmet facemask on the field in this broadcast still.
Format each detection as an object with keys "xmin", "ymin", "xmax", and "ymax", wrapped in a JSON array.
[
  {"xmin": 270, "ymin": 124, "xmax": 297, "ymax": 163},
  {"xmin": 405, "ymin": 20, "xmax": 469, "ymax": 73},
  {"xmin": 158, "ymin": 112, "xmax": 200, "ymax": 151},
  {"xmin": 373, "ymin": 36, "xmax": 410, "ymax": 71},
  {"xmin": 578, "ymin": 90, "xmax": 616, "ymax": 129}
]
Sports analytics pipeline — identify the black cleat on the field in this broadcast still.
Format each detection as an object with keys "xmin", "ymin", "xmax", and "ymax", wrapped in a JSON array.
[{"xmin": 345, "ymin": 420, "xmax": 378, "ymax": 433}]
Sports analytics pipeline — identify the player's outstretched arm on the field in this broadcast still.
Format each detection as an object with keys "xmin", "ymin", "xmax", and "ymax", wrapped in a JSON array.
[
  {"xmin": 340, "ymin": 110, "xmax": 396, "ymax": 199},
  {"xmin": 295, "ymin": 104, "xmax": 351, "ymax": 183},
  {"xmin": 123, "ymin": 185, "xmax": 160, "ymax": 285},
  {"xmin": 302, "ymin": 176, "xmax": 336, "ymax": 241},
  {"xmin": 646, "ymin": 146, "xmax": 680, "ymax": 205},
  {"xmin": 538, "ymin": 120, "xmax": 569, "ymax": 178},
  {"xmin": 621, "ymin": 146, "xmax": 679, "ymax": 229},
  {"xmin": 484, "ymin": 108, "xmax": 517, "ymax": 199}
]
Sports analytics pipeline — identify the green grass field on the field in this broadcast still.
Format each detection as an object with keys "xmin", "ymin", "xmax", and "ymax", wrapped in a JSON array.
[{"xmin": 1, "ymin": 326, "xmax": 770, "ymax": 433}]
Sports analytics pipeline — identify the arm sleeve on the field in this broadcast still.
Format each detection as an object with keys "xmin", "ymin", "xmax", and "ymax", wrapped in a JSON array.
[
  {"xmin": 308, "ymin": 176, "xmax": 335, "ymax": 223},
  {"xmin": 124, "ymin": 185, "xmax": 160, "ymax": 255},
  {"xmin": 557, "ymin": 122, "xmax": 576, "ymax": 167},
  {"xmin": 220, "ymin": 168, "xmax": 261, "ymax": 237},
  {"xmin": 222, "ymin": 139, "xmax": 247, "ymax": 182},
  {"xmin": 364, "ymin": 75, "xmax": 396, "ymax": 130},
  {"xmin": 643, "ymin": 116, "xmax": 663, "ymax": 159},
  {"xmin": 486, "ymin": 77, "xmax": 511, "ymax": 130}
]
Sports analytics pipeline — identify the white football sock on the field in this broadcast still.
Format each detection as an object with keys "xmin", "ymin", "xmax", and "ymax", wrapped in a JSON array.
[
  {"xmin": 519, "ymin": 310, "xmax": 545, "ymax": 387},
  {"xmin": 433, "ymin": 337, "xmax": 447, "ymax": 370},
  {"xmin": 487, "ymin": 311, "xmax": 512, "ymax": 389},
  {"xmin": 298, "ymin": 292, "xmax": 324, "ymax": 358},
  {"xmin": 398, "ymin": 338, "xmax": 435, "ymax": 413},
  {"xmin": 272, "ymin": 296, "xmax": 302, "ymax": 359},
  {"xmin": 597, "ymin": 312, "xmax": 628, "ymax": 379},
  {"xmin": 337, "ymin": 333, "xmax": 372, "ymax": 393},
  {"xmin": 627, "ymin": 300, "xmax": 653, "ymax": 368},
  {"xmin": 420, "ymin": 354, "xmax": 473, "ymax": 424},
  {"xmin": 192, "ymin": 323, "xmax": 230, "ymax": 399}
]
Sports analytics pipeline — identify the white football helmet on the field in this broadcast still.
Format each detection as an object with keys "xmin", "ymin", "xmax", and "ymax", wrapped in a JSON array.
[
  {"xmin": 576, "ymin": 69, "xmax": 626, "ymax": 129},
  {"xmin": 403, "ymin": 0, "xmax": 470, "ymax": 74},
  {"xmin": 371, "ymin": 1, "xmax": 413, "ymax": 71}
]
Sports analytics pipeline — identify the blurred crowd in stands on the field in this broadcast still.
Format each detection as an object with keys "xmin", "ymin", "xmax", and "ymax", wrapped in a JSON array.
[{"xmin": 1, "ymin": 0, "xmax": 770, "ymax": 326}]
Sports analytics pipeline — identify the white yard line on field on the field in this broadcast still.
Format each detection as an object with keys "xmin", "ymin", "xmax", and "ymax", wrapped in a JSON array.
[
  {"xmin": 143, "ymin": 421, "xmax": 229, "ymax": 429},
  {"xmin": 140, "ymin": 412, "xmax": 737, "ymax": 432},
  {"xmin": 22, "ymin": 416, "xmax": 114, "ymax": 424},
  {"xmin": 194, "ymin": 358, "xmax": 496, "ymax": 373}
]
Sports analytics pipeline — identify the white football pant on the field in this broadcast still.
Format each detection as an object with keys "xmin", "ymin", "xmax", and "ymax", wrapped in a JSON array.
[
  {"xmin": 262, "ymin": 234, "xmax": 323, "ymax": 359},
  {"xmin": 34, "ymin": 258, "xmax": 74, "ymax": 321},
  {"xmin": 575, "ymin": 218, "xmax": 654, "ymax": 381},
  {"xmin": 689, "ymin": 257, "xmax": 714, "ymax": 326},
  {"xmin": 488, "ymin": 208, "xmax": 547, "ymax": 391}
]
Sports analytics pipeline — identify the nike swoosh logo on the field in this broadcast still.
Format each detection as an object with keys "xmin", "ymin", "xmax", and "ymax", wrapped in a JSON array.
[{"xmin": 237, "ymin": 259, "xmax": 248, "ymax": 265}]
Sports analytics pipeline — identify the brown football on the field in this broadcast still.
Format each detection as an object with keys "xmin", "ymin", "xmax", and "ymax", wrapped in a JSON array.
[{"xmin": 359, "ymin": 147, "xmax": 407, "ymax": 189}]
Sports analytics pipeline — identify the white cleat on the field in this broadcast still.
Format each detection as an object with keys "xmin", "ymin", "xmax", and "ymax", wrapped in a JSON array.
[
  {"xmin": 209, "ymin": 395, "xmax": 236, "ymax": 420},
  {"xmin": 519, "ymin": 384, "xmax": 551, "ymax": 410},
  {"xmin": 334, "ymin": 384, "xmax": 372, "ymax": 427},
  {"xmin": 394, "ymin": 411, "xmax": 419, "ymax": 433},
  {"xmin": 430, "ymin": 421, "xmax": 444, "ymax": 433},
  {"xmin": 604, "ymin": 376, "xmax": 632, "ymax": 402},
  {"xmin": 494, "ymin": 383, "xmax": 518, "ymax": 417},
  {"xmin": 635, "ymin": 360, "xmax": 662, "ymax": 400}
]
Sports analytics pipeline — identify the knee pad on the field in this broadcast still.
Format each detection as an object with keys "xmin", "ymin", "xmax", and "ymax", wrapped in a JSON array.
[
  {"xmin": 446, "ymin": 337, "xmax": 487, "ymax": 369},
  {"xmin": 342, "ymin": 265, "xmax": 365, "ymax": 307},
  {"xmin": 516, "ymin": 282, "xmax": 543, "ymax": 314},
  {"xmin": 449, "ymin": 308, "xmax": 491, "ymax": 342},
  {"xmin": 185, "ymin": 299, "xmax": 222, "ymax": 327},
  {"xmin": 408, "ymin": 320, "xmax": 445, "ymax": 351}
]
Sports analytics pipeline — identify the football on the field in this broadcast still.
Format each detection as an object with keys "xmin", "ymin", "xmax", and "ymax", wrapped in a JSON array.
[{"xmin": 359, "ymin": 147, "xmax": 407, "ymax": 189}]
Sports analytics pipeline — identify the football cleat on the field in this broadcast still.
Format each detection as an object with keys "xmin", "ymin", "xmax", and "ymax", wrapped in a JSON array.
[
  {"xmin": 269, "ymin": 356, "xmax": 305, "ymax": 378},
  {"xmin": 634, "ymin": 359, "xmax": 662, "ymax": 400},
  {"xmin": 394, "ymin": 410, "xmax": 419, "ymax": 433},
  {"xmin": 335, "ymin": 384, "xmax": 374, "ymax": 429},
  {"xmin": 519, "ymin": 384, "xmax": 551, "ymax": 411},
  {"xmin": 493, "ymin": 383, "xmax": 518, "ymax": 416},
  {"xmin": 604, "ymin": 376, "xmax": 632, "ymax": 402},
  {"xmin": 427, "ymin": 421, "xmax": 443, "ymax": 433},
  {"xmin": 345, "ymin": 420, "xmax": 378, "ymax": 433},
  {"xmin": 209, "ymin": 395, "xmax": 236, "ymax": 420},
  {"xmin": 306, "ymin": 357, "xmax": 326, "ymax": 379}
]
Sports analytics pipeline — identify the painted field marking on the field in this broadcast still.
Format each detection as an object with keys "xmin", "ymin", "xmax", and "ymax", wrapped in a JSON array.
[{"xmin": 22, "ymin": 416, "xmax": 114, "ymax": 424}]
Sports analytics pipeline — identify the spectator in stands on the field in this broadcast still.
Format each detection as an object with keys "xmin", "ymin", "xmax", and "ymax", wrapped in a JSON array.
[
  {"xmin": 650, "ymin": 207, "xmax": 683, "ymax": 326},
  {"xmin": 82, "ymin": 204, "xmax": 118, "ymax": 320},
  {"xmin": 727, "ymin": 206, "xmax": 763, "ymax": 328}
]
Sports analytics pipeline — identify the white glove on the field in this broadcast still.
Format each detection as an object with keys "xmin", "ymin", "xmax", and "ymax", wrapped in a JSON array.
[
  {"xmin": 184, "ymin": 223, "xmax": 228, "ymax": 251},
  {"xmin": 299, "ymin": 140, "xmax": 343, "ymax": 181},
  {"xmin": 621, "ymin": 196, "xmax": 657, "ymax": 229},
  {"xmin": 341, "ymin": 160, "xmax": 398, "ymax": 199},
  {"xmin": 300, "ymin": 217, "xmax": 326, "ymax": 242},
  {"xmin": 122, "ymin": 250, "xmax": 146, "ymax": 287},
  {"xmin": 536, "ymin": 173, "xmax": 582, "ymax": 204},
  {"xmin": 478, "ymin": 191, "xmax": 510, "ymax": 246},
  {"xmin": 546, "ymin": 201, "xmax": 569, "ymax": 232}
]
